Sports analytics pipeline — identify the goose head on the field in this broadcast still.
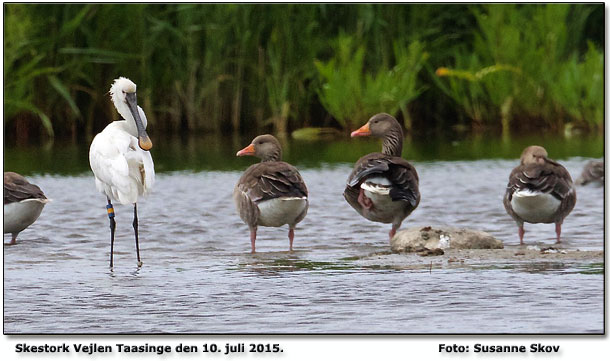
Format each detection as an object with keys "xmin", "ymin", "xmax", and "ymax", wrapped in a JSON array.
[
  {"xmin": 351, "ymin": 113, "xmax": 401, "ymax": 138},
  {"xmin": 351, "ymin": 113, "xmax": 404, "ymax": 156},
  {"xmin": 236, "ymin": 134, "xmax": 282, "ymax": 162},
  {"xmin": 520, "ymin": 145, "xmax": 548, "ymax": 165}
]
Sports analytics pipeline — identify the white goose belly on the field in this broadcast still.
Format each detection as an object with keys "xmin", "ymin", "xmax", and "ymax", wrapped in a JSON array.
[
  {"xmin": 257, "ymin": 197, "xmax": 307, "ymax": 227},
  {"xmin": 4, "ymin": 199, "xmax": 48, "ymax": 234},
  {"xmin": 360, "ymin": 177, "xmax": 404, "ymax": 223},
  {"xmin": 511, "ymin": 190, "xmax": 561, "ymax": 223}
]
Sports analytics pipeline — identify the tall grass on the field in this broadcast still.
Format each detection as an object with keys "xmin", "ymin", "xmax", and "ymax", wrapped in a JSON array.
[
  {"xmin": 4, "ymin": 4, "xmax": 93, "ymax": 139},
  {"xmin": 315, "ymin": 35, "xmax": 427, "ymax": 131},
  {"xmin": 3, "ymin": 3, "xmax": 603, "ymax": 144},
  {"xmin": 434, "ymin": 4, "xmax": 603, "ymax": 134}
]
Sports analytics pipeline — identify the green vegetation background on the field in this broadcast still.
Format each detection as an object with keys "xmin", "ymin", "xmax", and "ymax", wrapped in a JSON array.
[{"xmin": 4, "ymin": 3, "xmax": 604, "ymax": 144}]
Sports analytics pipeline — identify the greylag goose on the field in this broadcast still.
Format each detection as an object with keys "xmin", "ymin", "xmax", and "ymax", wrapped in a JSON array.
[
  {"xmin": 4, "ymin": 172, "xmax": 49, "ymax": 244},
  {"xmin": 503, "ymin": 145, "xmax": 576, "ymax": 244},
  {"xmin": 234, "ymin": 134, "xmax": 308, "ymax": 253},
  {"xmin": 89, "ymin": 77, "xmax": 155, "ymax": 267},
  {"xmin": 576, "ymin": 160, "xmax": 604, "ymax": 186},
  {"xmin": 344, "ymin": 113, "xmax": 420, "ymax": 240}
]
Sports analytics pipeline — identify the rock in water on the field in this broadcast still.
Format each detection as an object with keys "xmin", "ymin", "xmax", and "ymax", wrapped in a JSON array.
[{"xmin": 391, "ymin": 226, "xmax": 503, "ymax": 252}]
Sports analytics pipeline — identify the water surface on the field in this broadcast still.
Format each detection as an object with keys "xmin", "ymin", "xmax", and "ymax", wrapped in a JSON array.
[{"xmin": 3, "ymin": 135, "xmax": 604, "ymax": 333}]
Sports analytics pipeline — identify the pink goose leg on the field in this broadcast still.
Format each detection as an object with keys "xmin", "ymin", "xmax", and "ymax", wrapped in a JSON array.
[
  {"xmin": 518, "ymin": 226, "xmax": 525, "ymax": 245},
  {"xmin": 288, "ymin": 228, "xmax": 294, "ymax": 252},
  {"xmin": 389, "ymin": 226, "xmax": 398, "ymax": 240},
  {"xmin": 250, "ymin": 227, "xmax": 257, "ymax": 253},
  {"xmin": 358, "ymin": 188, "xmax": 373, "ymax": 209},
  {"xmin": 555, "ymin": 223, "xmax": 562, "ymax": 244}
]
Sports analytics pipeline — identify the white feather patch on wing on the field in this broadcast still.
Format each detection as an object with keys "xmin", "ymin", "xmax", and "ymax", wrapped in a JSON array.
[
  {"xmin": 20, "ymin": 198, "xmax": 51, "ymax": 204},
  {"xmin": 360, "ymin": 176, "xmax": 392, "ymax": 195}
]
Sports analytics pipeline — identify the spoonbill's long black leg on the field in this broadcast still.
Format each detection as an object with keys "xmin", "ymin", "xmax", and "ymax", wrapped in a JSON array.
[
  {"xmin": 133, "ymin": 203, "xmax": 142, "ymax": 267},
  {"xmin": 107, "ymin": 198, "xmax": 116, "ymax": 268}
]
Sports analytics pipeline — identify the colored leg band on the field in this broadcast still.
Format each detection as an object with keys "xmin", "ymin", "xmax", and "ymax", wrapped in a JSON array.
[{"xmin": 106, "ymin": 205, "xmax": 115, "ymax": 218}]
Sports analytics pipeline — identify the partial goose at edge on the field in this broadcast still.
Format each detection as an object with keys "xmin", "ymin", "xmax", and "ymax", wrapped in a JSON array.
[{"xmin": 4, "ymin": 172, "xmax": 49, "ymax": 244}]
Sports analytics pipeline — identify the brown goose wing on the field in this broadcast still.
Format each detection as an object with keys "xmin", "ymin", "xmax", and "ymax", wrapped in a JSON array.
[
  {"xmin": 505, "ymin": 161, "xmax": 573, "ymax": 201},
  {"xmin": 504, "ymin": 160, "xmax": 576, "ymax": 223},
  {"xmin": 345, "ymin": 153, "xmax": 420, "ymax": 207},
  {"xmin": 237, "ymin": 162, "xmax": 308, "ymax": 203},
  {"xmin": 4, "ymin": 172, "xmax": 47, "ymax": 205}
]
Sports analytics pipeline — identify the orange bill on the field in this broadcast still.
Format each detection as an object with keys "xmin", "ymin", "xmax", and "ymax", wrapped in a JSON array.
[
  {"xmin": 350, "ymin": 122, "xmax": 371, "ymax": 137},
  {"xmin": 138, "ymin": 134, "xmax": 153, "ymax": 151},
  {"xmin": 236, "ymin": 143, "xmax": 255, "ymax": 156}
]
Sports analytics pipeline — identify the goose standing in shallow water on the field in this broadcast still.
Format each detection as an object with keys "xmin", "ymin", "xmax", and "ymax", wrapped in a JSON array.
[
  {"xmin": 575, "ymin": 160, "xmax": 604, "ymax": 186},
  {"xmin": 503, "ymin": 145, "xmax": 576, "ymax": 244},
  {"xmin": 344, "ymin": 113, "xmax": 420, "ymax": 240},
  {"xmin": 234, "ymin": 135, "xmax": 308, "ymax": 253},
  {"xmin": 4, "ymin": 172, "xmax": 49, "ymax": 244},
  {"xmin": 89, "ymin": 77, "xmax": 155, "ymax": 267}
]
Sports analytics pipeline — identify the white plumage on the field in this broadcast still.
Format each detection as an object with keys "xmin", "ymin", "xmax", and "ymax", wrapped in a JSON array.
[
  {"xmin": 361, "ymin": 176, "xmax": 392, "ymax": 195},
  {"xmin": 511, "ymin": 189, "xmax": 561, "ymax": 224},
  {"xmin": 89, "ymin": 117, "xmax": 154, "ymax": 204},
  {"xmin": 4, "ymin": 199, "xmax": 49, "ymax": 236},
  {"xmin": 257, "ymin": 197, "xmax": 308, "ymax": 227},
  {"xmin": 89, "ymin": 78, "xmax": 155, "ymax": 205}
]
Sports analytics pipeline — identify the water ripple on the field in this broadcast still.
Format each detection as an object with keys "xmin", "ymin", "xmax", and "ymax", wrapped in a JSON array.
[{"xmin": 3, "ymin": 159, "xmax": 603, "ymax": 333}]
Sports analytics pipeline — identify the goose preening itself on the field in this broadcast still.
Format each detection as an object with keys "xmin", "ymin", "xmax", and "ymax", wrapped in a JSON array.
[
  {"xmin": 575, "ymin": 160, "xmax": 604, "ymax": 186},
  {"xmin": 503, "ymin": 145, "xmax": 576, "ymax": 244},
  {"xmin": 344, "ymin": 113, "xmax": 420, "ymax": 240},
  {"xmin": 89, "ymin": 77, "xmax": 155, "ymax": 267},
  {"xmin": 4, "ymin": 172, "xmax": 49, "ymax": 244},
  {"xmin": 234, "ymin": 135, "xmax": 308, "ymax": 253}
]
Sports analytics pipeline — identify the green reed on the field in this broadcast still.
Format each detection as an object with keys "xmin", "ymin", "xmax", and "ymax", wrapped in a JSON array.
[
  {"xmin": 433, "ymin": 4, "xmax": 603, "ymax": 135},
  {"xmin": 3, "ymin": 3, "xmax": 603, "ymax": 144}
]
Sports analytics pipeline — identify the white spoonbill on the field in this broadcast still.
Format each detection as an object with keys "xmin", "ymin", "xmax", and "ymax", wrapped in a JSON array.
[
  {"xmin": 89, "ymin": 77, "xmax": 155, "ymax": 267},
  {"xmin": 4, "ymin": 172, "xmax": 50, "ymax": 244}
]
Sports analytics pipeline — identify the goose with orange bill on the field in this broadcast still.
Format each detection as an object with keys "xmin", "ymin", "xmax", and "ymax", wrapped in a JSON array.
[
  {"xmin": 234, "ymin": 135, "xmax": 308, "ymax": 253},
  {"xmin": 344, "ymin": 113, "xmax": 420, "ymax": 241}
]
